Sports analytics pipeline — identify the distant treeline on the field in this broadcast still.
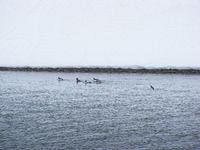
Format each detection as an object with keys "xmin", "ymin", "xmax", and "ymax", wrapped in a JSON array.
[{"xmin": 0, "ymin": 67, "xmax": 200, "ymax": 74}]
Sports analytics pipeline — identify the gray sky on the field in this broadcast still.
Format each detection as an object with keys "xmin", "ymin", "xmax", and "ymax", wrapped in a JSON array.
[{"xmin": 0, "ymin": 0, "xmax": 200, "ymax": 67}]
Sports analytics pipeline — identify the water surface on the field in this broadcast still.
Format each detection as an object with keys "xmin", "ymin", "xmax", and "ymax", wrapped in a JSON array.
[{"xmin": 0, "ymin": 71, "xmax": 200, "ymax": 149}]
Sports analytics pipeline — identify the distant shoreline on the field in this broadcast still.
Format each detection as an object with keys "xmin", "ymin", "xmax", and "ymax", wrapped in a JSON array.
[{"xmin": 0, "ymin": 67, "xmax": 200, "ymax": 74}]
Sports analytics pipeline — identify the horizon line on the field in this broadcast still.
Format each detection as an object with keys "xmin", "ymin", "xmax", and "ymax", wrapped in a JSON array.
[{"xmin": 0, "ymin": 66, "xmax": 200, "ymax": 74}]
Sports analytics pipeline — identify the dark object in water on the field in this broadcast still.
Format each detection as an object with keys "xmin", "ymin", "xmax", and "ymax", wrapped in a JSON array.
[
  {"xmin": 58, "ymin": 77, "xmax": 64, "ymax": 81},
  {"xmin": 93, "ymin": 78, "xmax": 102, "ymax": 84},
  {"xmin": 93, "ymin": 78, "xmax": 99, "ymax": 81},
  {"xmin": 85, "ymin": 80, "xmax": 92, "ymax": 84},
  {"xmin": 76, "ymin": 78, "xmax": 82, "ymax": 83},
  {"xmin": 150, "ymin": 85, "xmax": 155, "ymax": 90}
]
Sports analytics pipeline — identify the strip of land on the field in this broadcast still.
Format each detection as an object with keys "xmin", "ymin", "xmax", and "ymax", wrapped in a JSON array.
[{"xmin": 0, "ymin": 67, "xmax": 200, "ymax": 74}]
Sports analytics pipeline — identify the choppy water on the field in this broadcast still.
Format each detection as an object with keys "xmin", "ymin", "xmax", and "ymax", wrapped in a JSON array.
[{"xmin": 0, "ymin": 71, "xmax": 200, "ymax": 150}]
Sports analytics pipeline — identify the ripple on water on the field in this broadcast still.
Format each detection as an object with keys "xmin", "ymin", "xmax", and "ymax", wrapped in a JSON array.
[{"xmin": 0, "ymin": 71, "xmax": 200, "ymax": 149}]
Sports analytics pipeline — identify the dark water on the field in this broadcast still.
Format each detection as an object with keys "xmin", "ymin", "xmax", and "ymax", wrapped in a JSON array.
[{"xmin": 0, "ymin": 71, "xmax": 200, "ymax": 150}]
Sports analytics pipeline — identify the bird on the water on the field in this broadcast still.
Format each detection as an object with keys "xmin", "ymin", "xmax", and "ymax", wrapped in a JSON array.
[
  {"xmin": 93, "ymin": 78, "xmax": 102, "ymax": 84},
  {"xmin": 150, "ymin": 85, "xmax": 155, "ymax": 90},
  {"xmin": 58, "ymin": 77, "xmax": 64, "ymax": 81},
  {"xmin": 84, "ymin": 80, "xmax": 92, "ymax": 84},
  {"xmin": 76, "ymin": 78, "xmax": 82, "ymax": 83}
]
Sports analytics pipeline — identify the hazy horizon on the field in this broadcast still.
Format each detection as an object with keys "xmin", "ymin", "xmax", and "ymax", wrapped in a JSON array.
[
  {"xmin": 1, "ymin": 0, "xmax": 200, "ymax": 67},
  {"xmin": 1, "ymin": 64, "xmax": 200, "ymax": 69}
]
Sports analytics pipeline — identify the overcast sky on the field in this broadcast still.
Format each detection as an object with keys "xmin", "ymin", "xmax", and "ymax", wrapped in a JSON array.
[{"xmin": 0, "ymin": 0, "xmax": 200, "ymax": 67}]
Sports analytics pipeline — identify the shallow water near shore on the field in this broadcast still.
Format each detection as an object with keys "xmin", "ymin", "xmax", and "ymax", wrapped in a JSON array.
[{"xmin": 0, "ymin": 71, "xmax": 200, "ymax": 150}]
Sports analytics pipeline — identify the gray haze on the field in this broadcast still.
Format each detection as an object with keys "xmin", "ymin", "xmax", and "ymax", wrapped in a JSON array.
[{"xmin": 0, "ymin": 0, "xmax": 200, "ymax": 67}]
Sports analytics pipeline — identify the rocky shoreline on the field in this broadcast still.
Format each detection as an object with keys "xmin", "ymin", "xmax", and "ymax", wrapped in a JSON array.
[{"xmin": 0, "ymin": 67, "xmax": 200, "ymax": 74}]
